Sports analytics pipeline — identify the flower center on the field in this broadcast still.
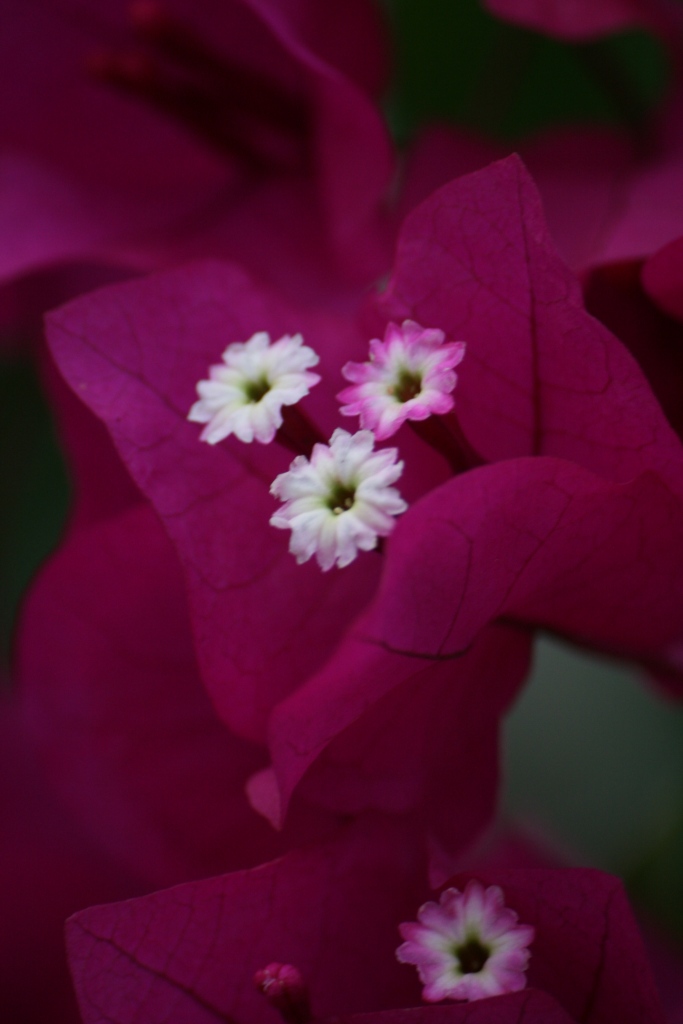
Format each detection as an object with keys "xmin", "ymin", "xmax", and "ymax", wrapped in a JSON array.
[
  {"xmin": 243, "ymin": 376, "xmax": 271, "ymax": 403},
  {"xmin": 455, "ymin": 938, "xmax": 490, "ymax": 975},
  {"xmin": 326, "ymin": 481, "xmax": 357, "ymax": 514},
  {"xmin": 391, "ymin": 367, "xmax": 423, "ymax": 403}
]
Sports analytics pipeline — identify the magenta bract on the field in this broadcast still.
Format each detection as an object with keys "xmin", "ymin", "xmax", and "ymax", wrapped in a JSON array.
[
  {"xmin": 482, "ymin": 0, "xmax": 663, "ymax": 40},
  {"xmin": 376, "ymin": 156, "xmax": 683, "ymax": 482},
  {"xmin": 44, "ymin": 157, "xmax": 683, "ymax": 850},
  {"xmin": 65, "ymin": 828, "xmax": 666, "ymax": 1024},
  {"xmin": 17, "ymin": 503, "xmax": 276, "ymax": 886},
  {"xmin": 67, "ymin": 820, "xmax": 427, "ymax": 1024},
  {"xmin": 46, "ymin": 259, "xmax": 379, "ymax": 743},
  {"xmin": 16, "ymin": 499, "xmax": 350, "ymax": 887},
  {"xmin": 0, "ymin": 701, "xmax": 142, "ymax": 1024},
  {"xmin": 0, "ymin": 0, "xmax": 392, "ymax": 296},
  {"xmin": 643, "ymin": 235, "xmax": 683, "ymax": 324},
  {"xmin": 402, "ymin": 94, "xmax": 683, "ymax": 281}
]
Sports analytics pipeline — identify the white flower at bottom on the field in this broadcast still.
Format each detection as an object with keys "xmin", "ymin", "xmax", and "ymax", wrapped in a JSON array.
[
  {"xmin": 397, "ymin": 881, "xmax": 534, "ymax": 1003},
  {"xmin": 270, "ymin": 429, "xmax": 407, "ymax": 571},
  {"xmin": 188, "ymin": 331, "xmax": 320, "ymax": 444}
]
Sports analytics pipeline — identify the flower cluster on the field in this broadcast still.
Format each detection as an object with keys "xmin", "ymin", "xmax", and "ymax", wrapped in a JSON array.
[
  {"xmin": 188, "ymin": 318, "xmax": 465, "ymax": 569},
  {"xmin": 5, "ymin": 1, "xmax": 683, "ymax": 1023}
]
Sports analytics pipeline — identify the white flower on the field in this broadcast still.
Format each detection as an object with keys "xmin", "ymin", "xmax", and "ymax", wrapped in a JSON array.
[
  {"xmin": 397, "ymin": 881, "xmax": 534, "ymax": 1003},
  {"xmin": 188, "ymin": 331, "xmax": 320, "ymax": 444},
  {"xmin": 270, "ymin": 429, "xmax": 407, "ymax": 571}
]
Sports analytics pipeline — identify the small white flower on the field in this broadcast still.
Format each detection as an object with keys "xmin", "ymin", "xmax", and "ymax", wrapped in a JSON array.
[
  {"xmin": 397, "ymin": 881, "xmax": 534, "ymax": 1003},
  {"xmin": 188, "ymin": 331, "xmax": 320, "ymax": 444},
  {"xmin": 270, "ymin": 428, "xmax": 407, "ymax": 571}
]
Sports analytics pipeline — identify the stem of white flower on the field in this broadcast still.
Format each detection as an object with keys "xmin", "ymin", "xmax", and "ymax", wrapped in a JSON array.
[
  {"xmin": 409, "ymin": 413, "xmax": 485, "ymax": 475},
  {"xmin": 277, "ymin": 405, "xmax": 326, "ymax": 457}
]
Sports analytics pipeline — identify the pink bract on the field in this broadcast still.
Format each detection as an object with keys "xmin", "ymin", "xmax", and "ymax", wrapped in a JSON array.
[
  {"xmin": 584, "ymin": 257, "xmax": 683, "ymax": 450},
  {"xmin": 398, "ymin": 124, "xmax": 637, "ymax": 275},
  {"xmin": 375, "ymin": 156, "xmax": 682, "ymax": 482},
  {"xmin": 401, "ymin": 79, "xmax": 683, "ymax": 280},
  {"xmin": 43, "ymin": 157, "xmax": 683, "ymax": 853},
  {"xmin": 16, "ymin": 499, "xmax": 348, "ymax": 888},
  {"xmin": 642, "ymin": 235, "xmax": 683, "ymax": 324},
  {"xmin": 482, "ymin": 0, "xmax": 669, "ymax": 40},
  {"xmin": 0, "ymin": 700, "xmax": 143, "ymax": 1024},
  {"xmin": 0, "ymin": 0, "xmax": 393, "ymax": 300},
  {"xmin": 65, "ymin": 826, "xmax": 667, "ymax": 1024}
]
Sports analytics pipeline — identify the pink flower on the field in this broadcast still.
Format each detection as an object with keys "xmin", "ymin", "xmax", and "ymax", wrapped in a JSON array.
[
  {"xmin": 397, "ymin": 881, "xmax": 534, "ymax": 1003},
  {"xmin": 254, "ymin": 962, "xmax": 311, "ymax": 1024},
  {"xmin": 338, "ymin": 320, "xmax": 466, "ymax": 440}
]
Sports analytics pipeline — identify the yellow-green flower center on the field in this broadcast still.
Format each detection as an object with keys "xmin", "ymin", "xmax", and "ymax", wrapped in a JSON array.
[
  {"xmin": 243, "ymin": 376, "xmax": 272, "ymax": 402},
  {"xmin": 391, "ymin": 367, "xmax": 423, "ymax": 403},
  {"xmin": 325, "ymin": 481, "xmax": 357, "ymax": 515}
]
